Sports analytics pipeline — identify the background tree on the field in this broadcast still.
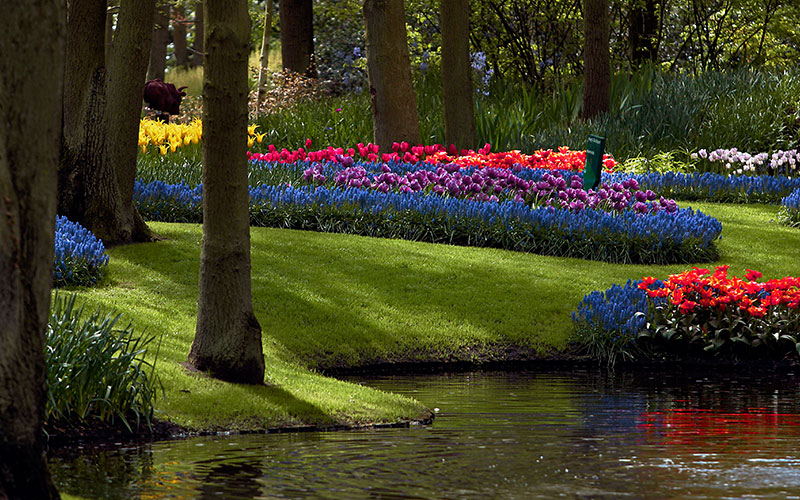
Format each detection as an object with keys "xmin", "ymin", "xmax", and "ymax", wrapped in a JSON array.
[
  {"xmin": 441, "ymin": 0, "xmax": 476, "ymax": 149},
  {"xmin": 173, "ymin": 2, "xmax": 190, "ymax": 68},
  {"xmin": 629, "ymin": 0, "xmax": 660, "ymax": 66},
  {"xmin": 0, "ymin": 0, "xmax": 64, "ymax": 497},
  {"xmin": 279, "ymin": 0, "xmax": 316, "ymax": 76},
  {"xmin": 582, "ymin": 0, "xmax": 610, "ymax": 119},
  {"xmin": 191, "ymin": 0, "xmax": 204, "ymax": 67},
  {"xmin": 148, "ymin": 0, "xmax": 171, "ymax": 80},
  {"xmin": 188, "ymin": 0, "xmax": 265, "ymax": 384},
  {"xmin": 363, "ymin": 0, "xmax": 421, "ymax": 149},
  {"xmin": 106, "ymin": 0, "xmax": 157, "ymax": 244},
  {"xmin": 256, "ymin": 0, "xmax": 275, "ymax": 108}
]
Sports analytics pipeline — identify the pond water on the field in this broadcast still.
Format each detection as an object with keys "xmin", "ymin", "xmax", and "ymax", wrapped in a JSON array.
[{"xmin": 49, "ymin": 369, "xmax": 800, "ymax": 499}]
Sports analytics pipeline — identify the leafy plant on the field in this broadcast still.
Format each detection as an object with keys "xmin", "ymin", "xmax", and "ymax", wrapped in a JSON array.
[{"xmin": 46, "ymin": 293, "xmax": 161, "ymax": 431}]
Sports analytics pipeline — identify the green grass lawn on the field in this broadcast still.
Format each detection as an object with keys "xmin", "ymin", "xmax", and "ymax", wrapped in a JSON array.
[{"xmin": 67, "ymin": 201, "xmax": 799, "ymax": 431}]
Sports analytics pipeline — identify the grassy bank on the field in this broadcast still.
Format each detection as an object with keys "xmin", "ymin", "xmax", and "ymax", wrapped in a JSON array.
[{"xmin": 66, "ymin": 201, "xmax": 798, "ymax": 431}]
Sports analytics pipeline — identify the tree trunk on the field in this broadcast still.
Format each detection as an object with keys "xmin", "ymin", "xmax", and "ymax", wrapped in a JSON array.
[
  {"xmin": 363, "ymin": 0, "xmax": 421, "ymax": 149},
  {"xmin": 106, "ymin": 0, "xmax": 156, "ymax": 243},
  {"xmin": 629, "ymin": 0, "xmax": 658, "ymax": 66},
  {"xmin": 582, "ymin": 0, "xmax": 610, "ymax": 119},
  {"xmin": 0, "ymin": 0, "xmax": 63, "ymax": 497},
  {"xmin": 105, "ymin": 4, "xmax": 116, "ymax": 67},
  {"xmin": 60, "ymin": 0, "xmax": 145, "ymax": 246},
  {"xmin": 148, "ymin": 0, "xmax": 170, "ymax": 81},
  {"xmin": 191, "ymin": 0, "xmax": 204, "ymax": 67},
  {"xmin": 189, "ymin": 0, "xmax": 265, "ymax": 384},
  {"xmin": 256, "ymin": 0, "xmax": 274, "ymax": 109},
  {"xmin": 173, "ymin": 3, "xmax": 190, "ymax": 68},
  {"xmin": 279, "ymin": 0, "xmax": 315, "ymax": 76},
  {"xmin": 441, "ymin": 0, "xmax": 475, "ymax": 149}
]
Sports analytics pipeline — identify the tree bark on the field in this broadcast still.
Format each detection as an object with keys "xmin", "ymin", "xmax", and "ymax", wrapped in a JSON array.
[
  {"xmin": 106, "ymin": 0, "xmax": 156, "ymax": 243},
  {"xmin": 148, "ymin": 0, "xmax": 170, "ymax": 81},
  {"xmin": 189, "ymin": 0, "xmax": 265, "ymax": 384},
  {"xmin": 173, "ymin": 3, "xmax": 190, "ymax": 69},
  {"xmin": 192, "ymin": 0, "xmax": 204, "ymax": 67},
  {"xmin": 629, "ymin": 0, "xmax": 659, "ymax": 66},
  {"xmin": 256, "ymin": 0, "xmax": 274, "ymax": 109},
  {"xmin": 441, "ymin": 0, "xmax": 476, "ymax": 149},
  {"xmin": 0, "ymin": 0, "xmax": 64, "ymax": 497},
  {"xmin": 279, "ymin": 0, "xmax": 315, "ymax": 76},
  {"xmin": 105, "ymin": 4, "xmax": 116, "ymax": 67},
  {"xmin": 582, "ymin": 0, "xmax": 610, "ymax": 119},
  {"xmin": 60, "ymin": 0, "xmax": 147, "ymax": 246},
  {"xmin": 363, "ymin": 0, "xmax": 421, "ymax": 149}
]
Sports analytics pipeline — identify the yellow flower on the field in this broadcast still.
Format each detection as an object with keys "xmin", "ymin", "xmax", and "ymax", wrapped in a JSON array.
[
  {"xmin": 248, "ymin": 124, "xmax": 258, "ymax": 135},
  {"xmin": 159, "ymin": 144, "xmax": 169, "ymax": 155},
  {"xmin": 255, "ymin": 132, "xmax": 266, "ymax": 143},
  {"xmin": 247, "ymin": 136, "xmax": 255, "ymax": 148}
]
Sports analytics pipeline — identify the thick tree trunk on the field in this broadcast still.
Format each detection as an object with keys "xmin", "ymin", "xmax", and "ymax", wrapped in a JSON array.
[
  {"xmin": 191, "ymin": 0, "xmax": 204, "ymax": 67},
  {"xmin": 629, "ymin": 0, "xmax": 659, "ymax": 66},
  {"xmin": 0, "ymin": 0, "xmax": 64, "ymax": 498},
  {"xmin": 173, "ymin": 3, "xmax": 190, "ymax": 68},
  {"xmin": 582, "ymin": 0, "xmax": 610, "ymax": 119},
  {"xmin": 189, "ymin": 0, "xmax": 265, "ymax": 384},
  {"xmin": 148, "ymin": 0, "xmax": 170, "ymax": 81},
  {"xmin": 279, "ymin": 0, "xmax": 315, "ymax": 76},
  {"xmin": 256, "ymin": 0, "xmax": 274, "ymax": 109},
  {"xmin": 60, "ymin": 0, "xmax": 144, "ymax": 246},
  {"xmin": 441, "ymin": 0, "xmax": 475, "ymax": 149},
  {"xmin": 106, "ymin": 0, "xmax": 156, "ymax": 243},
  {"xmin": 105, "ymin": 4, "xmax": 116, "ymax": 67},
  {"xmin": 363, "ymin": 0, "xmax": 421, "ymax": 149}
]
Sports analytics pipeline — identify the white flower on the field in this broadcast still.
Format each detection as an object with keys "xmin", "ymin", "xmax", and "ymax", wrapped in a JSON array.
[{"xmin": 698, "ymin": 149, "xmax": 708, "ymax": 159}]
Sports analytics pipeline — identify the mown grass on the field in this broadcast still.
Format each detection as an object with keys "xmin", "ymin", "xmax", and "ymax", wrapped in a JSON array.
[{"xmin": 65, "ymin": 201, "xmax": 798, "ymax": 430}]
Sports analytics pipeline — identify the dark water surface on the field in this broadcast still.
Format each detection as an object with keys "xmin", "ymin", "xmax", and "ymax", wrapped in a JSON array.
[{"xmin": 49, "ymin": 369, "xmax": 800, "ymax": 499}]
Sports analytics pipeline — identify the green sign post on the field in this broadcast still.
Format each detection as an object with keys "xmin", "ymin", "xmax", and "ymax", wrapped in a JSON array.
[{"xmin": 583, "ymin": 134, "xmax": 605, "ymax": 191}]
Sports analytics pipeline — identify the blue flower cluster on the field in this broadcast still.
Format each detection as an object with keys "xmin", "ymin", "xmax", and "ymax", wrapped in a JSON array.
[
  {"xmin": 783, "ymin": 188, "xmax": 800, "ymax": 210},
  {"xmin": 53, "ymin": 216, "xmax": 109, "ymax": 287},
  {"xmin": 571, "ymin": 279, "xmax": 667, "ymax": 363},
  {"xmin": 780, "ymin": 188, "xmax": 800, "ymax": 227},
  {"xmin": 572, "ymin": 279, "xmax": 662, "ymax": 338},
  {"xmin": 134, "ymin": 180, "xmax": 203, "ymax": 222}
]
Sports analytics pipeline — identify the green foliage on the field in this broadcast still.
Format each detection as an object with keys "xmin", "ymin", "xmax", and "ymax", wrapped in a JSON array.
[
  {"xmin": 137, "ymin": 144, "xmax": 203, "ymax": 186},
  {"xmin": 46, "ymin": 293, "xmax": 161, "ymax": 432},
  {"xmin": 639, "ymin": 300, "xmax": 800, "ymax": 361},
  {"xmin": 620, "ymin": 151, "xmax": 692, "ymax": 175}
]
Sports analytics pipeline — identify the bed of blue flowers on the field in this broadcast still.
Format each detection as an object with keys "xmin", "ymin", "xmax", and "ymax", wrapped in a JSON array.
[
  {"xmin": 781, "ymin": 188, "xmax": 800, "ymax": 227},
  {"xmin": 134, "ymin": 160, "xmax": 724, "ymax": 265},
  {"xmin": 53, "ymin": 215, "xmax": 109, "ymax": 287}
]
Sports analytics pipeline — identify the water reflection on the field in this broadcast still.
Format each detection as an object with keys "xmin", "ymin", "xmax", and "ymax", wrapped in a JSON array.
[{"xmin": 49, "ymin": 369, "xmax": 800, "ymax": 499}]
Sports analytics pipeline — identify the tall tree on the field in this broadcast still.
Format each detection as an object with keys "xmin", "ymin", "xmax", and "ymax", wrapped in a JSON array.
[
  {"xmin": 279, "ymin": 0, "xmax": 315, "ymax": 76},
  {"xmin": 173, "ymin": 2, "xmax": 190, "ymax": 68},
  {"xmin": 441, "ymin": 0, "xmax": 476, "ymax": 149},
  {"xmin": 256, "ymin": 0, "xmax": 275, "ymax": 109},
  {"xmin": 629, "ymin": 0, "xmax": 659, "ymax": 66},
  {"xmin": 188, "ymin": 0, "xmax": 265, "ymax": 384},
  {"xmin": 363, "ymin": 0, "xmax": 421, "ymax": 149},
  {"xmin": 0, "ymin": 0, "xmax": 64, "ymax": 497},
  {"xmin": 582, "ymin": 0, "xmax": 610, "ymax": 119},
  {"xmin": 106, "ymin": 0, "xmax": 157, "ymax": 243},
  {"xmin": 60, "ymin": 0, "xmax": 143, "ymax": 246},
  {"xmin": 148, "ymin": 0, "xmax": 171, "ymax": 80},
  {"xmin": 191, "ymin": 0, "xmax": 204, "ymax": 67}
]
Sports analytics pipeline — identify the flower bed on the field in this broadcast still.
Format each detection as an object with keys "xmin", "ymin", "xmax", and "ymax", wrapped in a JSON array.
[
  {"xmin": 607, "ymin": 171, "xmax": 800, "ymax": 204},
  {"xmin": 573, "ymin": 266, "xmax": 800, "ymax": 364},
  {"xmin": 54, "ymin": 216, "xmax": 109, "ymax": 287},
  {"xmin": 135, "ymin": 177, "xmax": 721, "ymax": 264},
  {"xmin": 780, "ymin": 188, "xmax": 800, "ymax": 227}
]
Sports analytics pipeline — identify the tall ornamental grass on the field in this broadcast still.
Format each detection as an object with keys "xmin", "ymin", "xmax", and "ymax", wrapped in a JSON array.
[
  {"xmin": 243, "ymin": 67, "xmax": 800, "ymax": 160},
  {"xmin": 46, "ymin": 293, "xmax": 161, "ymax": 431}
]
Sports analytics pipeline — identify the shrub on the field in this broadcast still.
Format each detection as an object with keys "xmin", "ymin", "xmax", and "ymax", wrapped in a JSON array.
[
  {"xmin": 54, "ymin": 216, "xmax": 109, "ymax": 287},
  {"xmin": 46, "ymin": 293, "xmax": 161, "ymax": 431}
]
